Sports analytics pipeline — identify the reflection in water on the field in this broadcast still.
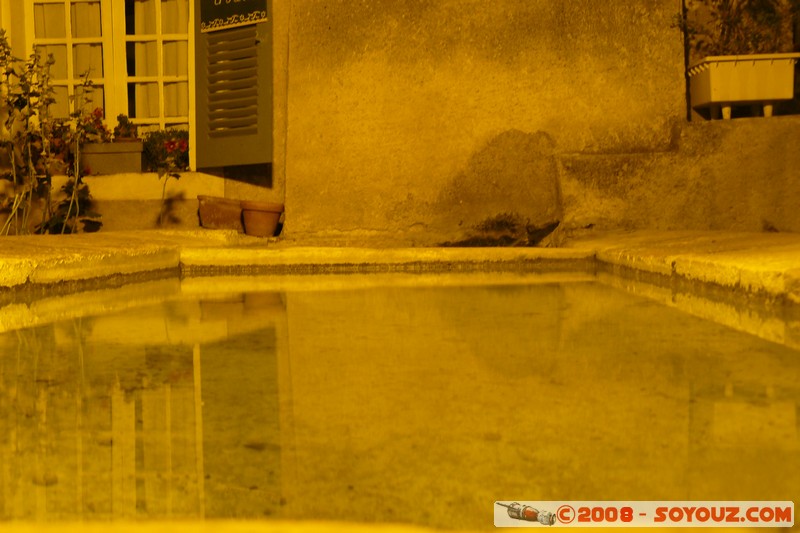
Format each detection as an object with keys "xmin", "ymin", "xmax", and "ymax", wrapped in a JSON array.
[
  {"xmin": 0, "ymin": 278, "xmax": 798, "ymax": 529},
  {"xmin": 0, "ymin": 291, "xmax": 284, "ymax": 521}
]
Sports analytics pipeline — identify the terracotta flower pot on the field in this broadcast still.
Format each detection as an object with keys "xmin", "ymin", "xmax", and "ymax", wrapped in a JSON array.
[
  {"xmin": 241, "ymin": 200, "xmax": 284, "ymax": 237},
  {"xmin": 197, "ymin": 195, "xmax": 244, "ymax": 231}
]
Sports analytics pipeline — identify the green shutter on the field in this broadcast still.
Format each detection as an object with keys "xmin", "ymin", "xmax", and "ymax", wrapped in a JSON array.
[{"xmin": 194, "ymin": 0, "xmax": 273, "ymax": 170}]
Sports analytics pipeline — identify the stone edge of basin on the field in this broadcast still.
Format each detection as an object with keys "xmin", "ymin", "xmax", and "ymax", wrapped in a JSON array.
[
  {"xmin": 1, "ymin": 230, "xmax": 799, "ymax": 304},
  {"xmin": 579, "ymin": 232, "xmax": 800, "ymax": 305},
  {"xmin": 0, "ymin": 230, "xmax": 249, "ymax": 290},
  {"xmin": 178, "ymin": 246, "xmax": 593, "ymax": 267}
]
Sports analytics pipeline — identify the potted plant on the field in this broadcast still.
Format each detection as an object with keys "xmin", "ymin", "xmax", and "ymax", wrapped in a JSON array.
[
  {"xmin": 142, "ymin": 129, "xmax": 190, "ymax": 226},
  {"xmin": 143, "ymin": 129, "xmax": 189, "ymax": 174},
  {"xmin": 0, "ymin": 34, "xmax": 101, "ymax": 235},
  {"xmin": 113, "ymin": 113, "xmax": 139, "ymax": 141},
  {"xmin": 677, "ymin": 0, "xmax": 800, "ymax": 119},
  {"xmin": 80, "ymin": 110, "xmax": 143, "ymax": 174}
]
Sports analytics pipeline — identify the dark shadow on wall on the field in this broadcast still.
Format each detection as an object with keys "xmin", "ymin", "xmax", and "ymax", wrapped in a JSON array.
[
  {"xmin": 200, "ymin": 163, "xmax": 273, "ymax": 188},
  {"xmin": 431, "ymin": 129, "xmax": 562, "ymax": 246},
  {"xmin": 680, "ymin": 0, "xmax": 693, "ymax": 122}
]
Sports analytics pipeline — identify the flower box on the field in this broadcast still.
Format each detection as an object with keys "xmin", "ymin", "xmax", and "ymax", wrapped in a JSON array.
[
  {"xmin": 688, "ymin": 53, "xmax": 800, "ymax": 119},
  {"xmin": 81, "ymin": 141, "xmax": 143, "ymax": 175}
]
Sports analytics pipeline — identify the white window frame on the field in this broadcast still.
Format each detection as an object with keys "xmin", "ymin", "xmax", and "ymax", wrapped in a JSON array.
[
  {"xmin": 21, "ymin": 0, "xmax": 196, "ymax": 168},
  {"xmin": 110, "ymin": 0, "xmax": 193, "ymax": 131},
  {"xmin": 24, "ymin": 0, "xmax": 118, "ymax": 117}
]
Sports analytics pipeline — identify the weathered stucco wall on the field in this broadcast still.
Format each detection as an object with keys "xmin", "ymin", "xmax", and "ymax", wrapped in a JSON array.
[
  {"xmin": 282, "ymin": 0, "xmax": 686, "ymax": 244},
  {"xmin": 560, "ymin": 116, "xmax": 800, "ymax": 233}
]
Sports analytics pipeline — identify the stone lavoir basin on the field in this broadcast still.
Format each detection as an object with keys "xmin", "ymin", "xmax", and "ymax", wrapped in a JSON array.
[
  {"xmin": 2, "ymin": 270, "xmax": 799, "ymax": 527},
  {"xmin": 0, "ymin": 229, "xmax": 799, "ymax": 533}
]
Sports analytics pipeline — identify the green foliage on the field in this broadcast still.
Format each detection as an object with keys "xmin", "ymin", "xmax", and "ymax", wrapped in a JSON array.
[
  {"xmin": 0, "ymin": 29, "xmax": 57, "ymax": 235},
  {"xmin": 112, "ymin": 114, "xmax": 138, "ymax": 140},
  {"xmin": 0, "ymin": 30, "xmax": 102, "ymax": 235},
  {"xmin": 37, "ymin": 177, "xmax": 102, "ymax": 234},
  {"xmin": 76, "ymin": 106, "xmax": 112, "ymax": 144},
  {"xmin": 142, "ymin": 129, "xmax": 189, "ymax": 226},
  {"xmin": 143, "ymin": 129, "xmax": 190, "ymax": 174},
  {"xmin": 676, "ymin": 0, "xmax": 800, "ymax": 56}
]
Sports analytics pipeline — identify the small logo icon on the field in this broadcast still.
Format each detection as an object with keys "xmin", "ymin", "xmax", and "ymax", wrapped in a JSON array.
[
  {"xmin": 496, "ymin": 501, "xmax": 556, "ymax": 525},
  {"xmin": 557, "ymin": 504, "xmax": 576, "ymax": 524}
]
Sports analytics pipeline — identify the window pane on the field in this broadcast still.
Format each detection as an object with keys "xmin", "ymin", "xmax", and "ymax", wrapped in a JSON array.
[
  {"xmin": 128, "ymin": 41, "xmax": 159, "ymax": 77},
  {"xmin": 34, "ymin": 3, "xmax": 66, "ymax": 39},
  {"xmin": 129, "ymin": 82, "xmax": 159, "ymax": 118},
  {"xmin": 73, "ymin": 44, "xmax": 104, "ymax": 78},
  {"xmin": 35, "ymin": 45, "xmax": 68, "ymax": 79},
  {"xmin": 161, "ymin": 0, "xmax": 189, "ymax": 34},
  {"xmin": 71, "ymin": 1, "xmax": 102, "ymax": 38},
  {"xmin": 127, "ymin": 0, "xmax": 157, "ymax": 35},
  {"xmin": 162, "ymin": 41, "xmax": 188, "ymax": 77},
  {"xmin": 164, "ymin": 82, "xmax": 188, "ymax": 117},
  {"xmin": 51, "ymin": 86, "xmax": 70, "ymax": 119}
]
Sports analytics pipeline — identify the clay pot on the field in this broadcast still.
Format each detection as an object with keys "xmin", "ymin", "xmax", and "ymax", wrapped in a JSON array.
[
  {"xmin": 197, "ymin": 195, "xmax": 244, "ymax": 231},
  {"xmin": 241, "ymin": 200, "xmax": 284, "ymax": 237}
]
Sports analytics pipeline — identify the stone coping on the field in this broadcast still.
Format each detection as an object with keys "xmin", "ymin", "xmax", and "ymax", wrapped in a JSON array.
[
  {"xmin": 1, "ymin": 229, "xmax": 799, "ymax": 305},
  {"xmin": 566, "ymin": 230, "xmax": 800, "ymax": 304}
]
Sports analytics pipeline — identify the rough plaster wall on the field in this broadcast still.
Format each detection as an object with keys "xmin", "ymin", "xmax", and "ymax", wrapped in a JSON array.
[
  {"xmin": 560, "ymin": 116, "xmax": 800, "ymax": 232},
  {"xmin": 283, "ymin": 0, "xmax": 685, "ymax": 243},
  {"xmin": 695, "ymin": 118, "xmax": 800, "ymax": 232},
  {"xmin": 430, "ymin": 129, "xmax": 562, "ymax": 243}
]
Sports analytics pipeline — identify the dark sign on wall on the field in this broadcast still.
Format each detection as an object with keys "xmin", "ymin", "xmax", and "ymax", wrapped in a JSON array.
[{"xmin": 200, "ymin": 0, "xmax": 268, "ymax": 33}]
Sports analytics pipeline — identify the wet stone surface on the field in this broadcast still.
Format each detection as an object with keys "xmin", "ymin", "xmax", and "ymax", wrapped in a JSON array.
[{"xmin": 0, "ymin": 275, "xmax": 798, "ymax": 529}]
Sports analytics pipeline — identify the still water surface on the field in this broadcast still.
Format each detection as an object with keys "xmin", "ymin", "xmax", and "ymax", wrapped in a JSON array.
[{"xmin": 0, "ymin": 274, "xmax": 798, "ymax": 529}]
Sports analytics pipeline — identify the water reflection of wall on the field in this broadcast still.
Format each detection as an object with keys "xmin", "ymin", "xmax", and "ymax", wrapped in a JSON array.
[
  {"xmin": 0, "ymin": 291, "xmax": 286, "ymax": 520},
  {"xmin": 279, "ymin": 281, "xmax": 800, "ymax": 530}
]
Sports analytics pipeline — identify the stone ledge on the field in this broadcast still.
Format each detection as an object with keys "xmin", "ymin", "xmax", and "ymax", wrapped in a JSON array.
[
  {"xmin": 179, "ymin": 245, "xmax": 593, "ymax": 267},
  {"xmin": 569, "ymin": 230, "xmax": 800, "ymax": 304},
  {"xmin": 2, "ymin": 230, "xmax": 800, "ymax": 306},
  {"xmin": 0, "ymin": 230, "xmax": 256, "ymax": 290}
]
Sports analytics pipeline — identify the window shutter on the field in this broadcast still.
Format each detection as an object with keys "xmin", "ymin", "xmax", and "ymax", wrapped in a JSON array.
[{"xmin": 194, "ymin": 2, "xmax": 272, "ymax": 170}]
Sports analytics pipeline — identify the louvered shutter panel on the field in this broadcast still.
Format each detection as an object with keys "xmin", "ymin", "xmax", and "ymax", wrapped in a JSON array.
[{"xmin": 195, "ymin": 3, "xmax": 273, "ymax": 169}]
